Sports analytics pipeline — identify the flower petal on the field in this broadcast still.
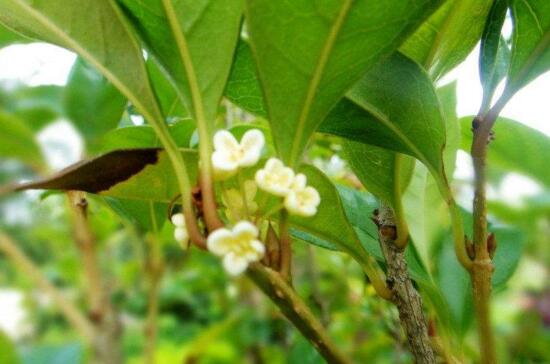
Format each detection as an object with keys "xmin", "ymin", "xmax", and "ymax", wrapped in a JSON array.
[
  {"xmin": 207, "ymin": 228, "xmax": 233, "ymax": 256},
  {"xmin": 213, "ymin": 130, "xmax": 239, "ymax": 154},
  {"xmin": 233, "ymin": 220, "xmax": 259, "ymax": 241},
  {"xmin": 292, "ymin": 173, "xmax": 307, "ymax": 189},
  {"xmin": 170, "ymin": 213, "xmax": 185, "ymax": 227},
  {"xmin": 239, "ymin": 129, "xmax": 264, "ymax": 167},
  {"xmin": 212, "ymin": 150, "xmax": 239, "ymax": 173},
  {"xmin": 223, "ymin": 252, "xmax": 248, "ymax": 276}
]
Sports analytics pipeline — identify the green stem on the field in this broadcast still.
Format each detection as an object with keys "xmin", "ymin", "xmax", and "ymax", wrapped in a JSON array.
[
  {"xmin": 247, "ymin": 264, "xmax": 354, "ymax": 364},
  {"xmin": 392, "ymin": 154, "xmax": 409, "ymax": 248}
]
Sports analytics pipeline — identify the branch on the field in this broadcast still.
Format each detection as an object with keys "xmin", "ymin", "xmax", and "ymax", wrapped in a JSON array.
[
  {"xmin": 247, "ymin": 264, "xmax": 353, "ymax": 364},
  {"xmin": 0, "ymin": 231, "xmax": 95, "ymax": 341},
  {"xmin": 67, "ymin": 191, "xmax": 105, "ymax": 318},
  {"xmin": 467, "ymin": 91, "xmax": 512, "ymax": 364},
  {"xmin": 376, "ymin": 204, "xmax": 436, "ymax": 364}
]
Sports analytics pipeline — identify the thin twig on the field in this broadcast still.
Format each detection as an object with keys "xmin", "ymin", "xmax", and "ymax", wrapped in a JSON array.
[
  {"xmin": 376, "ymin": 204, "xmax": 436, "ymax": 364},
  {"xmin": 247, "ymin": 264, "xmax": 353, "ymax": 364},
  {"xmin": 0, "ymin": 231, "xmax": 95, "ymax": 341}
]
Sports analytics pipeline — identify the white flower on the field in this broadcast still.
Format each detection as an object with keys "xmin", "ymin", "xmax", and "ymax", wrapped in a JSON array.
[
  {"xmin": 222, "ymin": 180, "xmax": 258, "ymax": 222},
  {"xmin": 171, "ymin": 213, "xmax": 189, "ymax": 249},
  {"xmin": 284, "ymin": 174, "xmax": 321, "ymax": 217},
  {"xmin": 255, "ymin": 158, "xmax": 295, "ymax": 196},
  {"xmin": 212, "ymin": 129, "xmax": 265, "ymax": 179},
  {"xmin": 207, "ymin": 221, "xmax": 265, "ymax": 276}
]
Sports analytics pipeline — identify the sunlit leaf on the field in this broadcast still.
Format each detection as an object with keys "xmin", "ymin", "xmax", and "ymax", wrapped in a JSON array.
[
  {"xmin": 400, "ymin": 0, "xmax": 493, "ymax": 80},
  {"xmin": 244, "ymin": 0, "xmax": 442, "ymax": 166},
  {"xmin": 320, "ymin": 52, "xmax": 447, "ymax": 184},
  {"xmin": 508, "ymin": 0, "xmax": 550, "ymax": 91}
]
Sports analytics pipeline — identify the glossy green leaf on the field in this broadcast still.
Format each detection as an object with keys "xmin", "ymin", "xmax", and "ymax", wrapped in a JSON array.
[
  {"xmin": 64, "ymin": 57, "xmax": 127, "ymax": 146},
  {"xmin": 0, "ymin": 111, "xmax": 44, "ymax": 169},
  {"xmin": 460, "ymin": 116, "xmax": 550, "ymax": 187},
  {"xmin": 102, "ymin": 197, "xmax": 167, "ymax": 233},
  {"xmin": 0, "ymin": 0, "xmax": 165, "ymax": 129},
  {"xmin": 400, "ymin": 0, "xmax": 493, "ymax": 80},
  {"xmin": 245, "ymin": 0, "xmax": 442, "ymax": 166},
  {"xmin": 117, "ymin": 0, "xmax": 243, "ymax": 131},
  {"xmin": 508, "ymin": 0, "xmax": 550, "ymax": 90},
  {"xmin": 479, "ymin": 0, "xmax": 510, "ymax": 111},
  {"xmin": 343, "ymin": 141, "xmax": 414, "ymax": 209},
  {"xmin": 320, "ymin": 52, "xmax": 447, "ymax": 184}
]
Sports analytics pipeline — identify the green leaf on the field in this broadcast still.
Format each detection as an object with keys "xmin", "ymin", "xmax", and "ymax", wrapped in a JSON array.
[
  {"xmin": 320, "ymin": 52, "xmax": 447, "ymax": 184},
  {"xmin": 508, "ymin": 0, "xmax": 550, "ymax": 91},
  {"xmin": 400, "ymin": 0, "xmax": 493, "ymax": 80},
  {"xmin": 290, "ymin": 165, "xmax": 371, "ymax": 265},
  {"xmin": 0, "ymin": 330, "xmax": 20, "ymax": 364},
  {"xmin": 438, "ymin": 81, "xmax": 461, "ymax": 177},
  {"xmin": 479, "ymin": 0, "xmax": 510, "ymax": 111},
  {"xmin": 336, "ymin": 185, "xmax": 431, "ymax": 284},
  {"xmin": 0, "ymin": 84, "xmax": 64, "ymax": 130},
  {"xmin": 0, "ymin": 111, "xmax": 44, "ymax": 170},
  {"xmin": 64, "ymin": 57, "xmax": 127, "ymax": 146},
  {"xmin": 0, "ymin": 21, "xmax": 27, "ymax": 47},
  {"xmin": 147, "ymin": 59, "xmax": 187, "ymax": 119},
  {"xmin": 98, "ymin": 122, "xmax": 196, "ymax": 152},
  {"xmin": 460, "ymin": 116, "xmax": 550, "ymax": 187},
  {"xmin": 117, "ymin": 0, "xmax": 243, "ymax": 131},
  {"xmin": 343, "ymin": 141, "xmax": 414, "ymax": 209},
  {"xmin": 0, "ymin": 0, "xmax": 165, "ymax": 129},
  {"xmin": 101, "ymin": 197, "xmax": 167, "ymax": 233},
  {"xmin": 244, "ymin": 0, "xmax": 442, "ymax": 166},
  {"xmin": 436, "ymin": 209, "xmax": 525, "ymax": 336},
  {"xmin": 225, "ymin": 39, "xmax": 267, "ymax": 118}
]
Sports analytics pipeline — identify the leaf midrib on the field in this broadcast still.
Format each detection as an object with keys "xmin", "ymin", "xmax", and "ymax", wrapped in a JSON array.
[{"xmin": 288, "ymin": 0, "xmax": 352, "ymax": 166}]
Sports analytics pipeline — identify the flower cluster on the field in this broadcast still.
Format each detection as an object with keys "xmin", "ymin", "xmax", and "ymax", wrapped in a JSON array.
[
  {"xmin": 207, "ymin": 221, "xmax": 265, "ymax": 276},
  {"xmin": 256, "ymin": 158, "xmax": 320, "ymax": 217},
  {"xmin": 171, "ymin": 213, "xmax": 189, "ymax": 249},
  {"xmin": 172, "ymin": 128, "xmax": 322, "ymax": 276}
]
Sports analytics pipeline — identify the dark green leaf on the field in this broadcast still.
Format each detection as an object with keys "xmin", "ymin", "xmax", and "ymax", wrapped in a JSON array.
[
  {"xmin": 400, "ymin": 0, "xmax": 493, "ymax": 80},
  {"xmin": 245, "ymin": 0, "xmax": 442, "ymax": 166},
  {"xmin": 64, "ymin": 57, "xmax": 127, "ymax": 146}
]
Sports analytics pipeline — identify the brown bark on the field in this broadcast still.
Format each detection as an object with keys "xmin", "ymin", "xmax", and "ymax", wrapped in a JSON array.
[{"xmin": 377, "ymin": 205, "xmax": 436, "ymax": 364}]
